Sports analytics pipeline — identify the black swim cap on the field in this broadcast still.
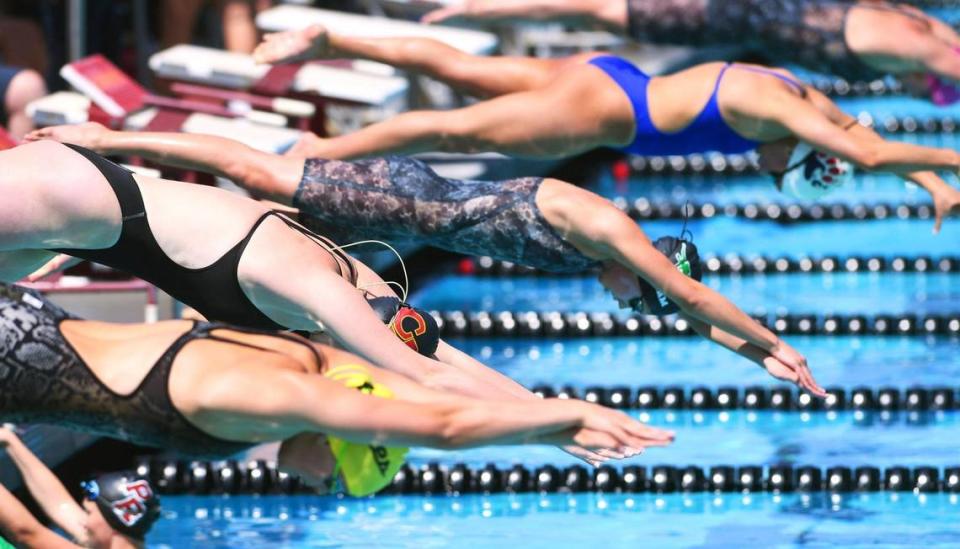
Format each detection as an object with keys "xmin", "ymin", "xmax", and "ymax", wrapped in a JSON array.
[
  {"xmin": 81, "ymin": 471, "xmax": 161, "ymax": 540},
  {"xmin": 632, "ymin": 236, "xmax": 703, "ymax": 316},
  {"xmin": 366, "ymin": 296, "xmax": 440, "ymax": 356}
]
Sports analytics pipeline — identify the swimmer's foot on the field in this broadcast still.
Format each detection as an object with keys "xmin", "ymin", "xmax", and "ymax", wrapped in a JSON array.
[
  {"xmin": 253, "ymin": 24, "xmax": 333, "ymax": 65},
  {"xmin": 285, "ymin": 132, "xmax": 326, "ymax": 158}
]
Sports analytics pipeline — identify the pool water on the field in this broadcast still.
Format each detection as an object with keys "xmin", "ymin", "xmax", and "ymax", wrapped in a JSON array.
[
  {"xmin": 152, "ymin": 492, "xmax": 960, "ymax": 548},
  {"xmin": 413, "ymin": 273, "xmax": 960, "ymax": 315}
]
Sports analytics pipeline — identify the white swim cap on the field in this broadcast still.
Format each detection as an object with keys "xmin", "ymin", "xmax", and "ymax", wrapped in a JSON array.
[{"xmin": 778, "ymin": 143, "xmax": 853, "ymax": 201}]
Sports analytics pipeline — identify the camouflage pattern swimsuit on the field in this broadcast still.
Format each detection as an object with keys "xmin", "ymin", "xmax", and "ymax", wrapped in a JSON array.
[
  {"xmin": 292, "ymin": 156, "xmax": 600, "ymax": 274},
  {"xmin": 625, "ymin": 0, "xmax": 926, "ymax": 82}
]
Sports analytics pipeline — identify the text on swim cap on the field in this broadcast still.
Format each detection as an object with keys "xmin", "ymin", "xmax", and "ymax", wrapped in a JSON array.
[
  {"xmin": 370, "ymin": 445, "xmax": 391, "ymax": 475},
  {"xmin": 110, "ymin": 480, "xmax": 154, "ymax": 527},
  {"xmin": 390, "ymin": 308, "xmax": 429, "ymax": 352}
]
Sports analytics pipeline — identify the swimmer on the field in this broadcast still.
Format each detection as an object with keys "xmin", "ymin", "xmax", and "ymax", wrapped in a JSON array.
[
  {"xmin": 250, "ymin": 28, "xmax": 960, "ymax": 230},
  {"xmin": 421, "ymin": 0, "xmax": 960, "ymax": 102},
  {"xmin": 0, "ymin": 139, "xmax": 568, "ymax": 414},
  {"xmin": 0, "ymin": 284, "xmax": 673, "ymax": 493},
  {"xmin": 29, "ymin": 124, "xmax": 825, "ymax": 397},
  {"xmin": 0, "ymin": 426, "xmax": 160, "ymax": 549}
]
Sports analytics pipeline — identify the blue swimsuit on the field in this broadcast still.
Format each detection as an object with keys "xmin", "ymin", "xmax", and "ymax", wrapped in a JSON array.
[{"xmin": 588, "ymin": 55, "xmax": 803, "ymax": 156}]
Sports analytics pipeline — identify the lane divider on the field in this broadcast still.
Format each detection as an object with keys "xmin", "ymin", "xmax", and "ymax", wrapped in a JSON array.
[
  {"xmin": 526, "ymin": 384, "xmax": 957, "ymax": 412},
  {"xmin": 459, "ymin": 254, "xmax": 959, "ymax": 276},
  {"xmin": 625, "ymin": 118, "xmax": 956, "ymax": 175},
  {"xmin": 134, "ymin": 459, "xmax": 960, "ymax": 495},
  {"xmin": 431, "ymin": 311, "xmax": 960, "ymax": 338},
  {"xmin": 622, "ymin": 200, "xmax": 936, "ymax": 223}
]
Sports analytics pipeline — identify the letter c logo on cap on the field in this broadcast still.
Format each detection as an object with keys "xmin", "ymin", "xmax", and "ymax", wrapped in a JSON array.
[{"xmin": 391, "ymin": 308, "xmax": 428, "ymax": 352}]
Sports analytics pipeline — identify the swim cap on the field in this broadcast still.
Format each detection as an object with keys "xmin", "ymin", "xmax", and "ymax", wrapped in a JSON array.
[
  {"xmin": 926, "ymin": 74, "xmax": 960, "ymax": 106},
  {"xmin": 632, "ymin": 236, "xmax": 702, "ymax": 316},
  {"xmin": 777, "ymin": 142, "xmax": 853, "ymax": 200},
  {"xmin": 366, "ymin": 296, "xmax": 440, "ymax": 356},
  {"xmin": 324, "ymin": 364, "xmax": 409, "ymax": 496},
  {"xmin": 80, "ymin": 472, "xmax": 160, "ymax": 540}
]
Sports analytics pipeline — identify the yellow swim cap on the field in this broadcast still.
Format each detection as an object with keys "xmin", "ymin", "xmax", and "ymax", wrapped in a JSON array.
[{"xmin": 324, "ymin": 365, "xmax": 409, "ymax": 496}]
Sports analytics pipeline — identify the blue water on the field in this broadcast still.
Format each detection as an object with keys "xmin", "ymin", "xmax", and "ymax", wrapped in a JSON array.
[
  {"xmin": 152, "ymin": 493, "xmax": 960, "ymax": 548},
  {"xmin": 408, "ymin": 409, "xmax": 960, "ymax": 469},
  {"xmin": 602, "ymin": 218, "xmax": 958, "ymax": 257},
  {"xmin": 436, "ymin": 337, "xmax": 960, "ymax": 389},
  {"xmin": 412, "ymin": 273, "xmax": 960, "ymax": 315},
  {"xmin": 590, "ymin": 170, "xmax": 942, "ymax": 206},
  {"xmin": 589, "ymin": 134, "xmax": 960, "ymax": 206}
]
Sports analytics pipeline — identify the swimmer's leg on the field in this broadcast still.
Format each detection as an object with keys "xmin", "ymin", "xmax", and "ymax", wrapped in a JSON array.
[
  {"xmin": 0, "ymin": 250, "xmax": 57, "ymax": 283},
  {"xmin": 333, "ymin": 32, "xmax": 597, "ymax": 97},
  {"xmin": 0, "ymin": 141, "xmax": 121, "ymax": 253},
  {"xmin": 302, "ymin": 64, "xmax": 628, "ymax": 159},
  {"xmin": 271, "ymin": 24, "xmax": 594, "ymax": 98}
]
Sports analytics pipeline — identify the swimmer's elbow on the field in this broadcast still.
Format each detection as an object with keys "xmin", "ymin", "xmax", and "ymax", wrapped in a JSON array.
[{"xmin": 849, "ymin": 147, "xmax": 881, "ymax": 171}]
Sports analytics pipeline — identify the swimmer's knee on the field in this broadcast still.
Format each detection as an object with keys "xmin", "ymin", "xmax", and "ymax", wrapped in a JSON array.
[{"xmin": 4, "ymin": 69, "xmax": 46, "ymax": 113}]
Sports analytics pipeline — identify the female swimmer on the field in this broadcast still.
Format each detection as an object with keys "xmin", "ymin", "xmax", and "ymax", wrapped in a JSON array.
[
  {"xmin": 0, "ymin": 426, "xmax": 160, "ymax": 549},
  {"xmin": 0, "ymin": 139, "xmax": 561, "ymax": 412},
  {"xmin": 0, "ymin": 283, "xmax": 672, "ymax": 491},
  {"xmin": 28, "ymin": 124, "xmax": 825, "ymax": 397},
  {"xmin": 251, "ymin": 25, "xmax": 960, "ymax": 230}
]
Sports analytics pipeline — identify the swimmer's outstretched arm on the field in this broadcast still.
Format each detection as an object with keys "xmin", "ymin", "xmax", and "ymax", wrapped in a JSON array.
[
  {"xmin": 760, "ymin": 86, "xmax": 960, "ymax": 175},
  {"xmin": 197, "ymin": 346, "xmax": 673, "ymax": 452},
  {"xmin": 0, "ymin": 428, "xmax": 88, "ymax": 546},
  {"xmin": 25, "ymin": 123, "xmax": 304, "ymax": 205},
  {"xmin": 422, "ymin": 0, "xmax": 626, "ymax": 31},
  {"xmin": 0, "ymin": 482, "xmax": 78, "ymax": 549},
  {"xmin": 683, "ymin": 317, "xmax": 815, "ymax": 391},
  {"xmin": 792, "ymin": 87, "xmax": 960, "ymax": 232},
  {"xmin": 538, "ymin": 179, "xmax": 825, "ymax": 396}
]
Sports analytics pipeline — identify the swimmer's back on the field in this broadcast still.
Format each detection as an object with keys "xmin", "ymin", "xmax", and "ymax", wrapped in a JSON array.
[{"xmin": 133, "ymin": 174, "xmax": 271, "ymax": 269}]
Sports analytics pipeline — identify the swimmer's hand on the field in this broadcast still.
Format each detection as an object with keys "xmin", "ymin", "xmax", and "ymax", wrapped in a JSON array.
[
  {"xmin": 545, "ymin": 401, "xmax": 675, "ymax": 456},
  {"xmin": 932, "ymin": 186, "xmax": 960, "ymax": 235},
  {"xmin": 24, "ymin": 122, "xmax": 110, "ymax": 153},
  {"xmin": 562, "ymin": 445, "xmax": 632, "ymax": 467},
  {"xmin": 26, "ymin": 254, "xmax": 81, "ymax": 282},
  {"xmin": 768, "ymin": 341, "xmax": 827, "ymax": 398},
  {"xmin": 253, "ymin": 24, "xmax": 331, "ymax": 65}
]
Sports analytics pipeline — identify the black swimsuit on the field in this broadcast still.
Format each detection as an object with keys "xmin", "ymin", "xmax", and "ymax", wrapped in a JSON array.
[
  {"xmin": 625, "ymin": 0, "xmax": 925, "ymax": 82},
  {"xmin": 54, "ymin": 143, "xmax": 356, "ymax": 331},
  {"xmin": 0, "ymin": 283, "xmax": 324, "ymax": 458}
]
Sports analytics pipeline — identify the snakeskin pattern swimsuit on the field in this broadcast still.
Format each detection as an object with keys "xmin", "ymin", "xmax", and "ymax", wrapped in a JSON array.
[
  {"xmin": 293, "ymin": 156, "xmax": 600, "ymax": 273},
  {"xmin": 626, "ymin": 0, "xmax": 924, "ymax": 81},
  {"xmin": 0, "ymin": 283, "xmax": 302, "ymax": 458}
]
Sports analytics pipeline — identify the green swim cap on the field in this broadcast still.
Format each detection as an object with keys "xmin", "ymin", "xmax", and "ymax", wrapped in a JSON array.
[{"xmin": 324, "ymin": 365, "xmax": 409, "ymax": 496}]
